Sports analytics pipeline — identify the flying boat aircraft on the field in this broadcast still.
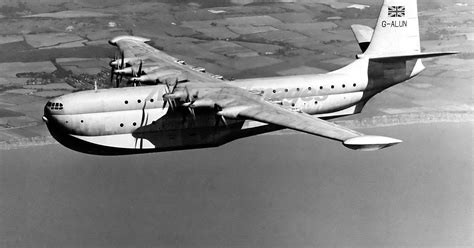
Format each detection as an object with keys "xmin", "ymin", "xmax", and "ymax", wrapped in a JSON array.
[{"xmin": 43, "ymin": 0, "xmax": 456, "ymax": 155}]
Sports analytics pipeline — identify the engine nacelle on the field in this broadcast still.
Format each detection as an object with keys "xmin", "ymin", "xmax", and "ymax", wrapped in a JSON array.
[{"xmin": 135, "ymin": 70, "xmax": 188, "ymax": 85}]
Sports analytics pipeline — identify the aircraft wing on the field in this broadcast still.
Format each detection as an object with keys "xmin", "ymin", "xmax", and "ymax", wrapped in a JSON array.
[
  {"xmin": 197, "ymin": 86, "xmax": 401, "ymax": 151},
  {"xmin": 109, "ymin": 35, "xmax": 223, "ymax": 83}
]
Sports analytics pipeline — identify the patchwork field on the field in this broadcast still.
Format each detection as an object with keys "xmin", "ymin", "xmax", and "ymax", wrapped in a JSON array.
[{"xmin": 0, "ymin": 0, "xmax": 472, "ymax": 148}]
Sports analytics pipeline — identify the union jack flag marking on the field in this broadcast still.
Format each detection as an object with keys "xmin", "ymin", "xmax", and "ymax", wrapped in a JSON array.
[{"xmin": 388, "ymin": 6, "xmax": 405, "ymax": 17}]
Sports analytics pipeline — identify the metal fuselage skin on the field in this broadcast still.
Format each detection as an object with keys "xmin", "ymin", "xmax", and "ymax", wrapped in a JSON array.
[{"xmin": 43, "ymin": 58, "xmax": 424, "ymax": 155}]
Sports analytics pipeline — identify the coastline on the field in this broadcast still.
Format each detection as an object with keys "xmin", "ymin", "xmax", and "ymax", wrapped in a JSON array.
[{"xmin": 2, "ymin": 111, "xmax": 472, "ymax": 150}]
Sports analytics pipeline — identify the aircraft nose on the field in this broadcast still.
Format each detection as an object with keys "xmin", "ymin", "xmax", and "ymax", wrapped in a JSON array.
[
  {"xmin": 43, "ymin": 99, "xmax": 64, "ymax": 124},
  {"xmin": 43, "ymin": 103, "xmax": 51, "ymax": 124}
]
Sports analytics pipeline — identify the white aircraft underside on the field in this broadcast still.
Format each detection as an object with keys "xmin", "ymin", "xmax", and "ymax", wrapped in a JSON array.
[{"xmin": 42, "ymin": 0, "xmax": 456, "ymax": 155}]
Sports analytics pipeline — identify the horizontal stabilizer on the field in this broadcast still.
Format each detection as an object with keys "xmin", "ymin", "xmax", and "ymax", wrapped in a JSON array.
[
  {"xmin": 343, "ymin": 135, "xmax": 402, "ymax": 151},
  {"xmin": 351, "ymin": 24, "xmax": 374, "ymax": 52},
  {"xmin": 369, "ymin": 51, "xmax": 458, "ymax": 61}
]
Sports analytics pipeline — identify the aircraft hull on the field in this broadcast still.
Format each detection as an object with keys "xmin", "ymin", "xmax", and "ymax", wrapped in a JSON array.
[{"xmin": 45, "ymin": 117, "xmax": 282, "ymax": 155}]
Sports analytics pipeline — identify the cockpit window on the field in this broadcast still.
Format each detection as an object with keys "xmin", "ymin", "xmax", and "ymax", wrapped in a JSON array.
[{"xmin": 47, "ymin": 101, "xmax": 63, "ymax": 110}]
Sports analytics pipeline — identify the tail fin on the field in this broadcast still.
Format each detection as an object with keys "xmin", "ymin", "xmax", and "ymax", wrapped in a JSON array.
[{"xmin": 364, "ymin": 0, "xmax": 420, "ymax": 57}]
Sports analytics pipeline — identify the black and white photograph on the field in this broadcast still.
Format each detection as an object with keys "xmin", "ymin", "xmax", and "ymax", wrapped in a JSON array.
[{"xmin": 0, "ymin": 0, "xmax": 472, "ymax": 247}]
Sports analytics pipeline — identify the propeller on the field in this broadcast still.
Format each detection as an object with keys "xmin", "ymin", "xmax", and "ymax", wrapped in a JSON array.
[
  {"xmin": 110, "ymin": 51, "xmax": 125, "ymax": 88},
  {"xmin": 214, "ymin": 105, "xmax": 227, "ymax": 127},
  {"xmin": 110, "ymin": 53, "xmax": 117, "ymax": 86},
  {"xmin": 119, "ymin": 51, "xmax": 124, "ymax": 68},
  {"xmin": 137, "ymin": 60, "xmax": 143, "ymax": 77},
  {"xmin": 183, "ymin": 86, "xmax": 198, "ymax": 120},
  {"xmin": 130, "ymin": 60, "xmax": 144, "ymax": 86},
  {"xmin": 161, "ymin": 82, "xmax": 203, "ymax": 125},
  {"xmin": 117, "ymin": 51, "xmax": 125, "ymax": 87},
  {"xmin": 162, "ymin": 80, "xmax": 178, "ymax": 110}
]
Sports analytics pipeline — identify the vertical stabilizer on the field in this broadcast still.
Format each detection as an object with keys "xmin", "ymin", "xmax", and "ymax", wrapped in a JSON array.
[{"xmin": 364, "ymin": 0, "xmax": 420, "ymax": 57}]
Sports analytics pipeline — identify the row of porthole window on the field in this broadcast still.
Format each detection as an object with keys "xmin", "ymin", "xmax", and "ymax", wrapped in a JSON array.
[
  {"xmin": 119, "ymin": 122, "xmax": 138, "ymax": 127},
  {"xmin": 270, "ymin": 83, "xmax": 357, "ymax": 94},
  {"xmin": 76, "ymin": 120, "xmax": 138, "ymax": 127},
  {"xmin": 124, "ymin": 99, "xmax": 155, "ymax": 104},
  {"xmin": 290, "ymin": 100, "xmax": 319, "ymax": 107}
]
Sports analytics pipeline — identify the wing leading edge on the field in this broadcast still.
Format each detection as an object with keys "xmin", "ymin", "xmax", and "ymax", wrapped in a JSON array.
[
  {"xmin": 237, "ymin": 103, "xmax": 401, "ymax": 151},
  {"xmin": 109, "ymin": 35, "xmax": 224, "ymax": 83}
]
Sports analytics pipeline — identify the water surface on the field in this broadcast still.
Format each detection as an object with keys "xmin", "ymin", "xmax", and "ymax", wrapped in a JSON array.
[{"xmin": 1, "ymin": 122, "xmax": 472, "ymax": 247}]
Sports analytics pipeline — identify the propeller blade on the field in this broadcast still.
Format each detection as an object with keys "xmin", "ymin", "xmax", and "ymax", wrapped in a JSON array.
[
  {"xmin": 120, "ymin": 51, "xmax": 125, "ymax": 69},
  {"xmin": 184, "ymin": 86, "xmax": 190, "ymax": 102},
  {"xmin": 110, "ymin": 66, "xmax": 115, "ymax": 84},
  {"xmin": 163, "ymin": 98, "xmax": 174, "ymax": 111},
  {"xmin": 109, "ymin": 52, "xmax": 117, "ymax": 67},
  {"xmin": 162, "ymin": 86, "xmax": 170, "ymax": 110},
  {"xmin": 189, "ymin": 107, "xmax": 196, "ymax": 121},
  {"xmin": 138, "ymin": 60, "xmax": 143, "ymax": 77},
  {"xmin": 170, "ymin": 100, "xmax": 175, "ymax": 110},
  {"xmin": 214, "ymin": 114, "xmax": 220, "ymax": 127},
  {"xmin": 221, "ymin": 116, "xmax": 228, "ymax": 126},
  {"xmin": 214, "ymin": 105, "xmax": 221, "ymax": 127}
]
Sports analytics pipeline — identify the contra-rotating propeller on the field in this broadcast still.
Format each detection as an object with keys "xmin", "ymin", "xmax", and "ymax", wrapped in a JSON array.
[
  {"xmin": 214, "ymin": 105, "xmax": 228, "ymax": 127},
  {"xmin": 162, "ymin": 80, "xmax": 178, "ymax": 110},
  {"xmin": 162, "ymin": 84, "xmax": 228, "ymax": 127},
  {"xmin": 162, "ymin": 81, "xmax": 202, "ymax": 122},
  {"xmin": 130, "ymin": 60, "xmax": 143, "ymax": 86},
  {"xmin": 109, "ymin": 50, "xmax": 125, "ymax": 87}
]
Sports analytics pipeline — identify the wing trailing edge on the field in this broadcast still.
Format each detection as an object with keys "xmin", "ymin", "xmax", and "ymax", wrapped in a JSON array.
[
  {"xmin": 368, "ymin": 51, "xmax": 459, "ymax": 61},
  {"xmin": 212, "ymin": 96, "xmax": 402, "ymax": 151}
]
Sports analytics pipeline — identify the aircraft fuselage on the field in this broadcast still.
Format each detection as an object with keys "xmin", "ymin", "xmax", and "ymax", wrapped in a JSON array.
[{"xmin": 43, "ymin": 58, "xmax": 421, "ymax": 155}]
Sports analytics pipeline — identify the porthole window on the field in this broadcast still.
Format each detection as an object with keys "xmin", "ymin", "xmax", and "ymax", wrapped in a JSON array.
[
  {"xmin": 133, "ymin": 122, "xmax": 136, "ymax": 126},
  {"xmin": 80, "ymin": 120, "xmax": 84, "ymax": 123},
  {"xmin": 273, "ymin": 90, "xmax": 276, "ymax": 93},
  {"xmin": 291, "ymin": 103, "xmax": 295, "ymax": 107},
  {"xmin": 342, "ymin": 84, "xmax": 345, "ymax": 88},
  {"xmin": 125, "ymin": 100, "xmax": 128, "ymax": 104},
  {"xmin": 137, "ymin": 99, "xmax": 141, "ymax": 103},
  {"xmin": 285, "ymin": 89, "xmax": 288, "ymax": 92},
  {"xmin": 150, "ymin": 99, "xmax": 154, "ymax": 103},
  {"xmin": 331, "ymin": 85, "xmax": 334, "ymax": 89},
  {"xmin": 353, "ymin": 83, "xmax": 357, "ymax": 87},
  {"xmin": 296, "ymin": 88, "xmax": 300, "ymax": 91},
  {"xmin": 308, "ymin": 87, "xmax": 312, "ymax": 91},
  {"xmin": 320, "ymin": 86, "xmax": 323, "ymax": 90},
  {"xmin": 120, "ymin": 123, "xmax": 124, "ymax": 127},
  {"xmin": 315, "ymin": 101, "xmax": 318, "ymax": 104}
]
